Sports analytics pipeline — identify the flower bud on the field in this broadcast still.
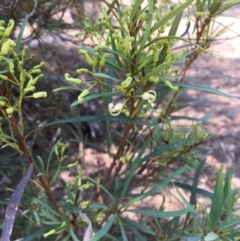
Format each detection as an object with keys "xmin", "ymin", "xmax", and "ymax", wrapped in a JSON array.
[
  {"xmin": 121, "ymin": 76, "xmax": 132, "ymax": 88},
  {"xmin": 0, "ymin": 20, "xmax": 5, "ymax": 26},
  {"xmin": 20, "ymin": 69, "xmax": 27, "ymax": 83},
  {"xmin": 29, "ymin": 74, "xmax": 44, "ymax": 86},
  {"xmin": 153, "ymin": 51, "xmax": 159, "ymax": 63},
  {"xmin": 67, "ymin": 161, "xmax": 78, "ymax": 168},
  {"xmin": 0, "ymin": 100, "xmax": 6, "ymax": 107},
  {"xmin": 33, "ymin": 61, "xmax": 45, "ymax": 69},
  {"xmin": 79, "ymin": 49, "xmax": 87, "ymax": 55},
  {"xmin": 164, "ymin": 80, "xmax": 179, "ymax": 91},
  {"xmin": 1, "ymin": 40, "xmax": 11, "ymax": 55},
  {"xmin": 18, "ymin": 61, "xmax": 24, "ymax": 71},
  {"xmin": 23, "ymin": 86, "xmax": 36, "ymax": 94},
  {"xmin": 85, "ymin": 52, "xmax": 93, "ymax": 65},
  {"xmin": 76, "ymin": 68, "xmax": 89, "ymax": 74},
  {"xmin": 8, "ymin": 62, "xmax": 14, "ymax": 74},
  {"xmin": 3, "ymin": 20, "xmax": 15, "ymax": 37},
  {"xmin": 6, "ymin": 107, "xmax": 14, "ymax": 117},
  {"xmin": 33, "ymin": 92, "xmax": 47, "ymax": 99},
  {"xmin": 100, "ymin": 57, "xmax": 106, "ymax": 67},
  {"xmin": 149, "ymin": 76, "xmax": 159, "ymax": 83},
  {"xmin": 65, "ymin": 73, "xmax": 82, "ymax": 84},
  {"xmin": 31, "ymin": 69, "xmax": 41, "ymax": 74},
  {"xmin": 0, "ymin": 74, "xmax": 8, "ymax": 80},
  {"xmin": 78, "ymin": 97, "xmax": 84, "ymax": 104},
  {"xmin": 78, "ymin": 89, "xmax": 89, "ymax": 98},
  {"xmin": 43, "ymin": 229, "xmax": 56, "ymax": 238}
]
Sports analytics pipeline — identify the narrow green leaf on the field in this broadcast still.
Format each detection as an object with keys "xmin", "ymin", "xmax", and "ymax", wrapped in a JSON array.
[
  {"xmin": 144, "ymin": 63, "xmax": 171, "ymax": 79},
  {"xmin": 122, "ymin": 165, "xmax": 187, "ymax": 208},
  {"xmin": 209, "ymin": 166, "xmax": 224, "ymax": 230},
  {"xmin": 70, "ymin": 225, "xmax": 80, "ymax": 241},
  {"xmin": 16, "ymin": 15, "xmax": 29, "ymax": 52},
  {"xmin": 21, "ymin": 226, "xmax": 57, "ymax": 241},
  {"xmin": 89, "ymin": 203, "xmax": 110, "ymax": 210},
  {"xmin": 122, "ymin": 217, "xmax": 156, "ymax": 236},
  {"xmin": 127, "ymin": 206, "xmax": 193, "ymax": 218},
  {"xmin": 35, "ymin": 199, "xmax": 62, "ymax": 218},
  {"xmin": 90, "ymin": 214, "xmax": 117, "ymax": 241},
  {"xmin": 139, "ymin": 0, "xmax": 153, "ymax": 51},
  {"xmin": 184, "ymin": 160, "xmax": 206, "ymax": 227},
  {"xmin": 218, "ymin": 218, "xmax": 240, "ymax": 231},
  {"xmin": 140, "ymin": 141, "xmax": 182, "ymax": 163},
  {"xmin": 93, "ymin": 73, "xmax": 120, "ymax": 81},
  {"xmin": 30, "ymin": 115, "xmax": 155, "ymax": 136},
  {"xmin": 168, "ymin": 12, "xmax": 183, "ymax": 37},
  {"xmin": 150, "ymin": 0, "xmax": 194, "ymax": 33},
  {"xmin": 40, "ymin": 209, "xmax": 59, "ymax": 223},
  {"xmin": 71, "ymin": 91, "xmax": 119, "ymax": 107},
  {"xmin": 53, "ymin": 86, "xmax": 82, "ymax": 92},
  {"xmin": 174, "ymin": 181, "xmax": 213, "ymax": 198},
  {"xmin": 130, "ymin": 0, "xmax": 144, "ymax": 23},
  {"xmin": 87, "ymin": 177, "xmax": 117, "ymax": 205},
  {"xmin": 223, "ymin": 230, "xmax": 240, "ymax": 239},
  {"xmin": 190, "ymin": 160, "xmax": 206, "ymax": 206},
  {"xmin": 117, "ymin": 217, "xmax": 128, "ymax": 241},
  {"xmin": 175, "ymin": 83, "xmax": 234, "ymax": 100},
  {"xmin": 119, "ymin": 138, "xmax": 151, "ymax": 203}
]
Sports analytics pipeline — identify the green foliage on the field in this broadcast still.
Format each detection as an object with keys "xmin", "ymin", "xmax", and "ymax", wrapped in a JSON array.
[{"xmin": 0, "ymin": 0, "xmax": 240, "ymax": 240}]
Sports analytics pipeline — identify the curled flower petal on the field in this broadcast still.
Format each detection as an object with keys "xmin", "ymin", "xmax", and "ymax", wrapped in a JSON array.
[
  {"xmin": 141, "ymin": 90, "xmax": 156, "ymax": 103},
  {"xmin": 108, "ymin": 103, "xmax": 123, "ymax": 116}
]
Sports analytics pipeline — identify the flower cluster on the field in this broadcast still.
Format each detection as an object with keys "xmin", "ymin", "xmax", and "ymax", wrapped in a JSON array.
[
  {"xmin": 58, "ymin": 1, "xmax": 183, "ymax": 117},
  {"xmin": 0, "ymin": 20, "xmax": 47, "ymax": 117}
]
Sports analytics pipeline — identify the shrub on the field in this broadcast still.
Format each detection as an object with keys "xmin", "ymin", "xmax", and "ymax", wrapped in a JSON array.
[{"xmin": 0, "ymin": 0, "xmax": 240, "ymax": 240}]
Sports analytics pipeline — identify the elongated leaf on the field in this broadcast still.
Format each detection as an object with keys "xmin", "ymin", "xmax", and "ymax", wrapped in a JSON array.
[
  {"xmin": 30, "ymin": 115, "xmax": 155, "ymax": 136},
  {"xmin": 174, "ymin": 83, "xmax": 234, "ymax": 100},
  {"xmin": 90, "ymin": 214, "xmax": 117, "ymax": 241},
  {"xmin": 223, "ymin": 230, "xmax": 240, "ymax": 239},
  {"xmin": 36, "ymin": 199, "xmax": 62, "ymax": 218},
  {"xmin": 184, "ymin": 160, "xmax": 206, "ymax": 227},
  {"xmin": 70, "ymin": 225, "xmax": 80, "ymax": 241},
  {"xmin": 16, "ymin": 15, "xmax": 29, "ymax": 52},
  {"xmin": 87, "ymin": 177, "xmax": 117, "ymax": 205},
  {"xmin": 21, "ymin": 226, "xmax": 57, "ymax": 241},
  {"xmin": 209, "ymin": 166, "xmax": 224, "ymax": 230},
  {"xmin": 190, "ymin": 160, "xmax": 206, "ymax": 206},
  {"xmin": 218, "ymin": 218, "xmax": 240, "ymax": 231},
  {"xmin": 127, "ymin": 206, "xmax": 193, "ymax": 218},
  {"xmin": 53, "ymin": 86, "xmax": 82, "ymax": 92},
  {"xmin": 89, "ymin": 203, "xmax": 110, "ymax": 210},
  {"xmin": 130, "ymin": 0, "xmax": 144, "ymax": 23},
  {"xmin": 140, "ymin": 141, "xmax": 182, "ymax": 163},
  {"xmin": 93, "ymin": 73, "xmax": 120, "ymax": 81},
  {"xmin": 119, "ymin": 138, "xmax": 151, "ymax": 203},
  {"xmin": 144, "ymin": 63, "xmax": 171, "ymax": 79},
  {"xmin": 122, "ymin": 217, "xmax": 156, "ymax": 236},
  {"xmin": 117, "ymin": 217, "xmax": 128, "ymax": 241},
  {"xmin": 71, "ymin": 91, "xmax": 119, "ymax": 107},
  {"xmin": 122, "ymin": 165, "xmax": 187, "ymax": 208},
  {"xmin": 150, "ymin": 0, "xmax": 194, "ymax": 33},
  {"xmin": 174, "ymin": 181, "xmax": 213, "ymax": 198},
  {"xmin": 139, "ymin": 0, "xmax": 153, "ymax": 51}
]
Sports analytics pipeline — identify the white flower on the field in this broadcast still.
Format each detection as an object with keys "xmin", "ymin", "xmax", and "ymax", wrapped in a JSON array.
[
  {"xmin": 108, "ymin": 103, "xmax": 123, "ymax": 116},
  {"xmin": 141, "ymin": 90, "xmax": 156, "ymax": 103}
]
